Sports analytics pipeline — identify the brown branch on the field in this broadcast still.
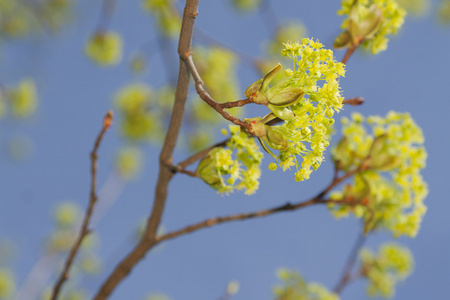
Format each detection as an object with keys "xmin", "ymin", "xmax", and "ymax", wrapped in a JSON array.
[
  {"xmin": 218, "ymin": 98, "xmax": 252, "ymax": 109},
  {"xmin": 155, "ymin": 170, "xmax": 361, "ymax": 244},
  {"xmin": 92, "ymin": 2, "xmax": 199, "ymax": 299},
  {"xmin": 341, "ymin": 44, "xmax": 357, "ymax": 65},
  {"xmin": 343, "ymin": 97, "xmax": 364, "ymax": 106},
  {"xmin": 185, "ymin": 54, "xmax": 251, "ymax": 131},
  {"xmin": 50, "ymin": 111, "xmax": 113, "ymax": 300},
  {"xmin": 177, "ymin": 138, "xmax": 229, "ymax": 170},
  {"xmin": 333, "ymin": 232, "xmax": 367, "ymax": 294}
]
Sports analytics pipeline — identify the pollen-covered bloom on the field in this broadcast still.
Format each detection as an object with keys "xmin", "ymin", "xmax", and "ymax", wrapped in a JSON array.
[
  {"xmin": 197, "ymin": 125, "xmax": 263, "ymax": 195},
  {"xmin": 329, "ymin": 112, "xmax": 428, "ymax": 237},
  {"xmin": 244, "ymin": 38, "xmax": 345, "ymax": 182}
]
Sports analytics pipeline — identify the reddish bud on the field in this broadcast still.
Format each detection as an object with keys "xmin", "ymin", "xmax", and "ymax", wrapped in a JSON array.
[{"xmin": 103, "ymin": 110, "xmax": 114, "ymax": 129}]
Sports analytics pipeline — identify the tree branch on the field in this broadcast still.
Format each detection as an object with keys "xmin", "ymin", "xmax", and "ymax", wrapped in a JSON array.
[
  {"xmin": 343, "ymin": 97, "xmax": 364, "ymax": 106},
  {"xmin": 50, "ymin": 111, "xmax": 113, "ymax": 300},
  {"xmin": 92, "ymin": 1, "xmax": 199, "ymax": 299},
  {"xmin": 177, "ymin": 138, "xmax": 229, "ymax": 170},
  {"xmin": 218, "ymin": 98, "xmax": 253, "ymax": 109},
  {"xmin": 155, "ymin": 169, "xmax": 361, "ymax": 244},
  {"xmin": 341, "ymin": 44, "xmax": 357, "ymax": 64},
  {"xmin": 184, "ymin": 54, "xmax": 251, "ymax": 130},
  {"xmin": 333, "ymin": 231, "xmax": 366, "ymax": 294}
]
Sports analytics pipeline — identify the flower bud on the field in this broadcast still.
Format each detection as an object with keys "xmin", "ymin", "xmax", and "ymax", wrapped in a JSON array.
[
  {"xmin": 244, "ymin": 79, "xmax": 263, "ymax": 98},
  {"xmin": 263, "ymin": 126, "xmax": 289, "ymax": 151},
  {"xmin": 196, "ymin": 154, "xmax": 222, "ymax": 190},
  {"xmin": 267, "ymin": 104, "xmax": 295, "ymax": 121},
  {"xmin": 267, "ymin": 87, "xmax": 304, "ymax": 107},
  {"xmin": 367, "ymin": 135, "xmax": 400, "ymax": 171},
  {"xmin": 333, "ymin": 30, "xmax": 352, "ymax": 49},
  {"xmin": 348, "ymin": 3, "xmax": 383, "ymax": 44}
]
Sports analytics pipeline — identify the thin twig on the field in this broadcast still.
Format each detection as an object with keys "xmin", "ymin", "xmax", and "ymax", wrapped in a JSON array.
[
  {"xmin": 185, "ymin": 54, "xmax": 251, "ymax": 130},
  {"xmin": 177, "ymin": 138, "xmax": 229, "ymax": 170},
  {"xmin": 92, "ymin": 2, "xmax": 199, "ymax": 299},
  {"xmin": 50, "ymin": 111, "xmax": 113, "ymax": 300},
  {"xmin": 333, "ymin": 231, "xmax": 367, "ymax": 294},
  {"xmin": 155, "ymin": 169, "xmax": 361, "ymax": 244},
  {"xmin": 218, "ymin": 98, "xmax": 252, "ymax": 109},
  {"xmin": 343, "ymin": 97, "xmax": 364, "ymax": 106},
  {"xmin": 341, "ymin": 45, "xmax": 357, "ymax": 64}
]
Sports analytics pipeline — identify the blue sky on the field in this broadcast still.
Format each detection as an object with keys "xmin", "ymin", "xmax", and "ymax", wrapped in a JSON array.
[{"xmin": 1, "ymin": 0, "xmax": 450, "ymax": 299}]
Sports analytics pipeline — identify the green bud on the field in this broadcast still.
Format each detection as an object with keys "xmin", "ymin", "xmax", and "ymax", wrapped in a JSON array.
[
  {"xmin": 260, "ymin": 112, "xmax": 279, "ymax": 124},
  {"xmin": 349, "ymin": 3, "xmax": 383, "ymax": 44},
  {"xmin": 263, "ymin": 126, "xmax": 289, "ymax": 151},
  {"xmin": 333, "ymin": 30, "xmax": 352, "ymax": 49},
  {"xmin": 367, "ymin": 134, "xmax": 400, "ymax": 171},
  {"xmin": 244, "ymin": 64, "xmax": 283, "ymax": 105},
  {"xmin": 267, "ymin": 87, "xmax": 305, "ymax": 107},
  {"xmin": 258, "ymin": 138, "xmax": 278, "ymax": 160},
  {"xmin": 261, "ymin": 63, "xmax": 281, "ymax": 92},
  {"xmin": 243, "ymin": 117, "xmax": 267, "ymax": 137},
  {"xmin": 267, "ymin": 104, "xmax": 295, "ymax": 121},
  {"xmin": 196, "ymin": 154, "xmax": 222, "ymax": 190},
  {"xmin": 244, "ymin": 79, "xmax": 263, "ymax": 98}
]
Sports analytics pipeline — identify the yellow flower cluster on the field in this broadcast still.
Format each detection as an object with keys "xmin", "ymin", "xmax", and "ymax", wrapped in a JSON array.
[
  {"xmin": 85, "ymin": 31, "xmax": 123, "ymax": 66},
  {"xmin": 270, "ymin": 39, "xmax": 345, "ymax": 181},
  {"xmin": 0, "ymin": 0, "xmax": 72, "ymax": 38},
  {"xmin": 197, "ymin": 125, "xmax": 263, "ymax": 195},
  {"xmin": 230, "ymin": 0, "xmax": 261, "ymax": 11},
  {"xmin": 273, "ymin": 269, "xmax": 339, "ymax": 300},
  {"xmin": 114, "ymin": 83, "xmax": 161, "ymax": 142},
  {"xmin": 360, "ymin": 243, "xmax": 413, "ymax": 298},
  {"xmin": 9, "ymin": 79, "xmax": 38, "ymax": 118},
  {"xmin": 330, "ymin": 112, "xmax": 428, "ymax": 237},
  {"xmin": 338, "ymin": 0, "xmax": 406, "ymax": 54}
]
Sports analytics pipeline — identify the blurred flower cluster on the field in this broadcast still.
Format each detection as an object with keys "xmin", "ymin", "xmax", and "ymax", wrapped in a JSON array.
[
  {"xmin": 85, "ymin": 31, "xmax": 123, "ymax": 66},
  {"xmin": 335, "ymin": 0, "xmax": 406, "ymax": 54},
  {"xmin": 0, "ymin": 0, "xmax": 72, "ymax": 38},
  {"xmin": 359, "ymin": 243, "xmax": 413, "ymax": 298},
  {"xmin": 329, "ymin": 112, "xmax": 427, "ymax": 237},
  {"xmin": 273, "ymin": 269, "xmax": 339, "ymax": 300}
]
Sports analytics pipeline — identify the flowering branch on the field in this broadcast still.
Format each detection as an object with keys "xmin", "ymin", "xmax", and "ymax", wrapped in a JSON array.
[{"xmin": 50, "ymin": 111, "xmax": 113, "ymax": 300}]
